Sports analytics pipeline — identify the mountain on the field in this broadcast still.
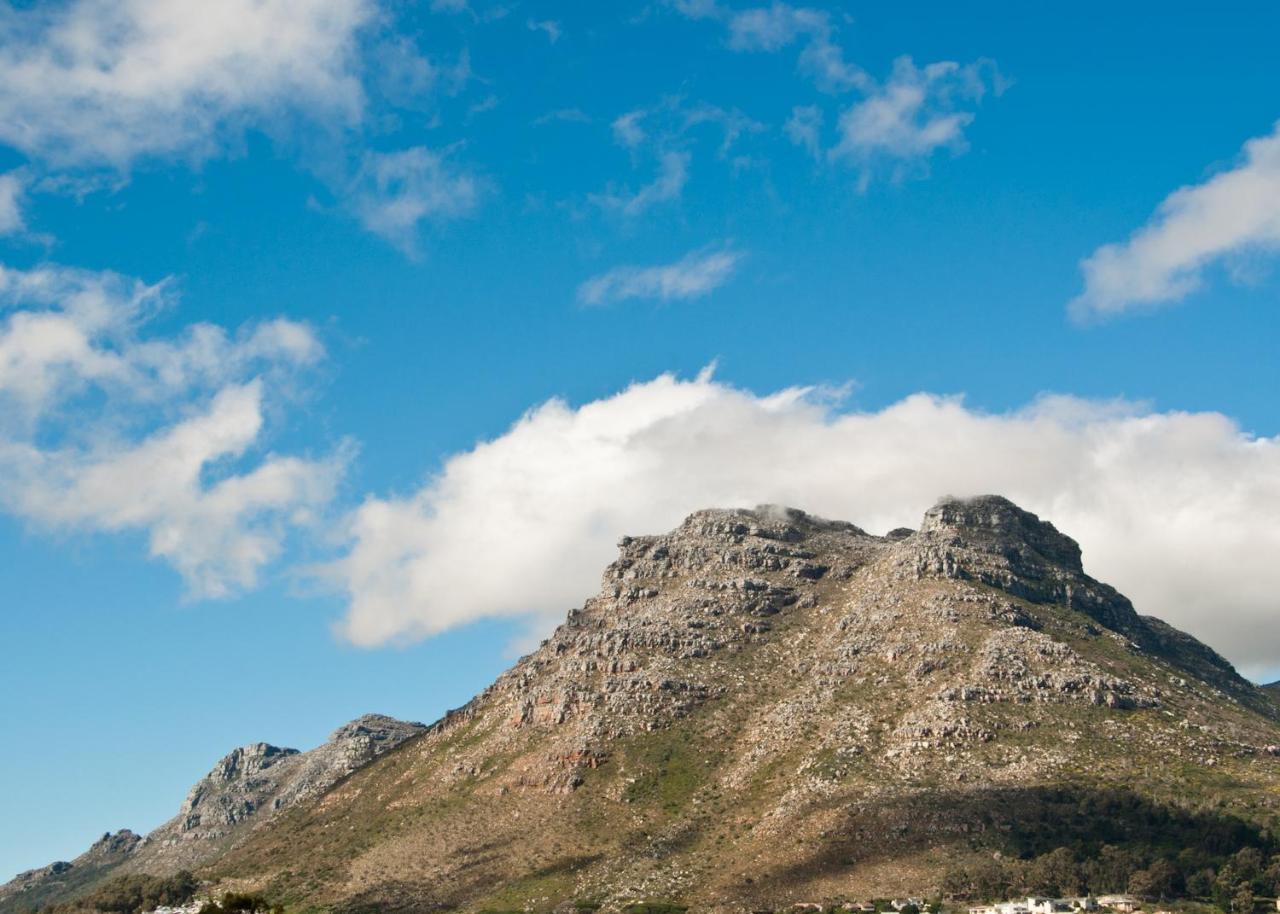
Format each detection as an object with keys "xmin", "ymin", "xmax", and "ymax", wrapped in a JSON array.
[
  {"xmin": 203, "ymin": 497, "xmax": 1280, "ymax": 913},
  {"xmin": 0, "ymin": 716, "xmax": 424, "ymax": 914},
  {"xmin": 10, "ymin": 497, "xmax": 1280, "ymax": 914}
]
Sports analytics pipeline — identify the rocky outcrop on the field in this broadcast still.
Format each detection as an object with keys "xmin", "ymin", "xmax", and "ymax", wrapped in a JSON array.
[
  {"xmin": 0, "ymin": 716, "xmax": 425, "ymax": 914},
  {"xmin": 0, "ymin": 832, "xmax": 140, "ymax": 914},
  {"xmin": 133, "ymin": 714, "xmax": 426, "ymax": 871}
]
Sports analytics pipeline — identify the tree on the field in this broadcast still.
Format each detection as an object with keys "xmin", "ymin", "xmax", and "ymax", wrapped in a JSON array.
[
  {"xmin": 1128, "ymin": 861, "xmax": 1177, "ymax": 901},
  {"xmin": 1185, "ymin": 868, "xmax": 1215, "ymax": 898},
  {"xmin": 1231, "ymin": 883, "xmax": 1255, "ymax": 914},
  {"xmin": 1030, "ymin": 848, "xmax": 1084, "ymax": 897}
]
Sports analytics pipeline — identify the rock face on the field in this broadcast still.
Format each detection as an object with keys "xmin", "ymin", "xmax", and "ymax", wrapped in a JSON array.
[
  {"xmin": 206, "ymin": 496, "xmax": 1280, "ymax": 914},
  {"xmin": 0, "ymin": 832, "xmax": 140, "ymax": 914},
  {"xmin": 136, "ymin": 713, "xmax": 427, "ymax": 870},
  {"xmin": 9, "ymin": 497, "xmax": 1280, "ymax": 914},
  {"xmin": 0, "ymin": 715, "xmax": 425, "ymax": 914}
]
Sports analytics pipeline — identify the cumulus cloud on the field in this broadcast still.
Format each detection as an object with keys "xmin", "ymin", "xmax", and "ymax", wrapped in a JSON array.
[
  {"xmin": 589, "ymin": 151, "xmax": 690, "ymax": 217},
  {"xmin": 1072, "ymin": 121, "xmax": 1280, "ymax": 319},
  {"xmin": 0, "ymin": 171, "xmax": 26, "ymax": 235},
  {"xmin": 830, "ymin": 56, "xmax": 998, "ymax": 180},
  {"xmin": 577, "ymin": 245, "xmax": 743, "ymax": 306},
  {"xmin": 0, "ymin": 0, "xmax": 375, "ymax": 168},
  {"xmin": 0, "ymin": 263, "xmax": 345, "ymax": 597},
  {"xmin": 347, "ymin": 147, "xmax": 481, "ymax": 255},
  {"xmin": 329, "ymin": 370, "xmax": 1280, "ymax": 678}
]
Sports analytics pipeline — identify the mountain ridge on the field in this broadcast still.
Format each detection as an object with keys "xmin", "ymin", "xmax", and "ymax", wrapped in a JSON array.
[
  {"xmin": 0, "ymin": 716, "xmax": 425, "ymax": 914},
  {"xmin": 204, "ymin": 496, "xmax": 1280, "ymax": 912},
  {"xmin": 8, "ymin": 496, "xmax": 1280, "ymax": 914}
]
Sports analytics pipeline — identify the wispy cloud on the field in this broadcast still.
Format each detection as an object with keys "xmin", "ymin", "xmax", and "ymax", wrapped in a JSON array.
[
  {"xmin": 0, "ymin": 264, "xmax": 345, "ymax": 597},
  {"xmin": 577, "ymin": 245, "xmax": 744, "ymax": 306},
  {"xmin": 830, "ymin": 57, "xmax": 999, "ymax": 183},
  {"xmin": 0, "ymin": 171, "xmax": 26, "ymax": 235},
  {"xmin": 533, "ymin": 108, "xmax": 592, "ymax": 127},
  {"xmin": 666, "ymin": 1, "xmax": 1001, "ymax": 181},
  {"xmin": 329, "ymin": 370, "xmax": 1280, "ymax": 679},
  {"xmin": 1071, "ymin": 121, "xmax": 1280, "ymax": 320},
  {"xmin": 726, "ymin": 4, "xmax": 867, "ymax": 93},
  {"xmin": 589, "ymin": 150, "xmax": 690, "ymax": 217},
  {"xmin": 785, "ymin": 105, "xmax": 823, "ymax": 158},
  {"xmin": 612, "ymin": 111, "xmax": 649, "ymax": 149},
  {"xmin": 527, "ymin": 18, "xmax": 562, "ymax": 43},
  {"xmin": 347, "ymin": 147, "xmax": 481, "ymax": 255}
]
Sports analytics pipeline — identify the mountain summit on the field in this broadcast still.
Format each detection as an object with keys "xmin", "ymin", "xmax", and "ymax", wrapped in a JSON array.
[{"xmin": 8, "ymin": 497, "xmax": 1280, "ymax": 914}]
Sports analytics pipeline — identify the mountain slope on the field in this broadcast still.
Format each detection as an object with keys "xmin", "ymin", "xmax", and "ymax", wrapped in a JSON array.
[
  {"xmin": 0, "ymin": 716, "xmax": 424, "ymax": 914},
  {"xmin": 204, "ymin": 497, "xmax": 1280, "ymax": 913}
]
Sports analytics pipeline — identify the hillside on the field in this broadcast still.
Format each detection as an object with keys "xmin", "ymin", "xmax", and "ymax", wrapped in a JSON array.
[
  {"xmin": 194, "ymin": 496, "xmax": 1280, "ymax": 913},
  {"xmin": 0, "ymin": 717, "xmax": 424, "ymax": 914}
]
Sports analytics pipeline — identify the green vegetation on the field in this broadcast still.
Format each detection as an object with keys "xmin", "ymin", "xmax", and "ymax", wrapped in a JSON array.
[
  {"xmin": 198, "ymin": 893, "xmax": 282, "ymax": 914},
  {"xmin": 621, "ymin": 728, "xmax": 708, "ymax": 815},
  {"xmin": 39, "ymin": 872, "xmax": 198, "ymax": 914},
  {"xmin": 944, "ymin": 841, "xmax": 1280, "ymax": 904}
]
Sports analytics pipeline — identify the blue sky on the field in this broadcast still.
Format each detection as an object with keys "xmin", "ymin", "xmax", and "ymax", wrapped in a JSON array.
[{"xmin": 2, "ymin": 0, "xmax": 1279, "ymax": 882}]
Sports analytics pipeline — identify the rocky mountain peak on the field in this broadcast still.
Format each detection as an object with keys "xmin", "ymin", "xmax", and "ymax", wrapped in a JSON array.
[
  {"xmin": 200, "ymin": 744, "xmax": 299, "ymax": 792},
  {"xmin": 918, "ymin": 495, "xmax": 1084, "ymax": 572}
]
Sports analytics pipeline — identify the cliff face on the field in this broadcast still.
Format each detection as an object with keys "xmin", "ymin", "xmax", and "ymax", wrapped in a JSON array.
[
  {"xmin": 201, "ymin": 497, "xmax": 1280, "ymax": 913},
  {"xmin": 0, "ymin": 716, "xmax": 425, "ymax": 914}
]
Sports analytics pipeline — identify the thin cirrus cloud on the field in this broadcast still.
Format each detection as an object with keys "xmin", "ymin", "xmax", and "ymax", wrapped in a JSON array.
[
  {"xmin": 588, "ymin": 150, "xmax": 691, "ymax": 217},
  {"xmin": 829, "ymin": 57, "xmax": 1000, "ymax": 185},
  {"xmin": 0, "ymin": 171, "xmax": 26, "ymax": 235},
  {"xmin": 0, "ymin": 0, "xmax": 375, "ymax": 168},
  {"xmin": 577, "ymin": 245, "xmax": 744, "ymax": 306},
  {"xmin": 328, "ymin": 369, "xmax": 1280, "ymax": 679},
  {"xmin": 346, "ymin": 147, "xmax": 482, "ymax": 256},
  {"xmin": 667, "ymin": 1, "xmax": 1001, "ymax": 179},
  {"xmin": 0, "ymin": 263, "xmax": 347, "ymax": 598},
  {"xmin": 1071, "ymin": 120, "xmax": 1280, "ymax": 320}
]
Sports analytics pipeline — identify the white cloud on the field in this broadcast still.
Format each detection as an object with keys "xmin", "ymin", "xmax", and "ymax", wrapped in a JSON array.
[
  {"xmin": 830, "ymin": 56, "xmax": 995, "ymax": 179},
  {"xmin": 0, "ymin": 263, "xmax": 344, "ymax": 597},
  {"xmin": 667, "ymin": 3, "xmax": 999, "ymax": 179},
  {"xmin": 612, "ymin": 111, "xmax": 649, "ymax": 150},
  {"xmin": 0, "ymin": 170, "xmax": 26, "ymax": 235},
  {"xmin": 527, "ymin": 18, "xmax": 562, "ymax": 43},
  {"xmin": 347, "ymin": 147, "xmax": 480, "ymax": 255},
  {"xmin": 577, "ymin": 245, "xmax": 743, "ymax": 306},
  {"xmin": 1072, "ymin": 121, "xmax": 1280, "ymax": 319},
  {"xmin": 785, "ymin": 104, "xmax": 823, "ymax": 158},
  {"xmin": 589, "ymin": 151, "xmax": 690, "ymax": 217},
  {"xmin": 726, "ymin": 3, "xmax": 867, "ymax": 93},
  {"xmin": 330, "ymin": 370, "xmax": 1280, "ymax": 679},
  {"xmin": 0, "ymin": 0, "xmax": 375, "ymax": 168}
]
